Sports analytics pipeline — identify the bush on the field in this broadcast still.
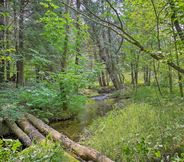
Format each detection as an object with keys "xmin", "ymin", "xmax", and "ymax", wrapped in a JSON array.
[
  {"xmin": 19, "ymin": 83, "xmax": 86, "ymax": 121},
  {"xmin": 0, "ymin": 139, "xmax": 22, "ymax": 162}
]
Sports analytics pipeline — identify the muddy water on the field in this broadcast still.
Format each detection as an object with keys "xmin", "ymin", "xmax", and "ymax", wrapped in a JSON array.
[{"xmin": 50, "ymin": 95, "xmax": 116, "ymax": 141}]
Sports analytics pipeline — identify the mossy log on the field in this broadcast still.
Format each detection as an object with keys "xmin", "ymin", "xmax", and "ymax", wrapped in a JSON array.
[
  {"xmin": 4, "ymin": 119, "xmax": 32, "ymax": 146},
  {"xmin": 26, "ymin": 113, "xmax": 113, "ymax": 162}
]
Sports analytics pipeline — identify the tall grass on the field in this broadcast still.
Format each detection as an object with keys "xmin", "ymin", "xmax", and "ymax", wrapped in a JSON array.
[{"xmin": 83, "ymin": 87, "xmax": 184, "ymax": 161}]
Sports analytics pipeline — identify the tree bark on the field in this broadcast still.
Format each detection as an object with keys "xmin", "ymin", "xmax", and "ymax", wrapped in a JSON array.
[
  {"xmin": 0, "ymin": 0, "xmax": 5, "ymax": 83},
  {"xmin": 131, "ymin": 62, "xmax": 135, "ymax": 86},
  {"xmin": 5, "ymin": 119, "xmax": 32, "ymax": 147},
  {"xmin": 17, "ymin": 118, "xmax": 45, "ymax": 142},
  {"xmin": 75, "ymin": 0, "xmax": 81, "ymax": 65},
  {"xmin": 169, "ymin": 0, "xmax": 184, "ymax": 43},
  {"xmin": 171, "ymin": 19, "xmax": 184, "ymax": 97},
  {"xmin": 26, "ymin": 113, "xmax": 113, "ymax": 162},
  {"xmin": 101, "ymin": 71, "xmax": 107, "ymax": 87},
  {"xmin": 16, "ymin": 0, "xmax": 25, "ymax": 86},
  {"xmin": 153, "ymin": 60, "xmax": 162, "ymax": 96},
  {"xmin": 168, "ymin": 65, "xmax": 173, "ymax": 93},
  {"xmin": 144, "ymin": 66, "xmax": 150, "ymax": 86}
]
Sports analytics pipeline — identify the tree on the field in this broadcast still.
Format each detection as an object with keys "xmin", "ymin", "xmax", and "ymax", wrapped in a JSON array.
[{"xmin": 0, "ymin": 0, "xmax": 5, "ymax": 83}]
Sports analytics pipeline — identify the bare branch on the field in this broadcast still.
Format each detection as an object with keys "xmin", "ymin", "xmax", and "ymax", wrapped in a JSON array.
[{"xmin": 105, "ymin": 0, "xmax": 123, "ymax": 29}]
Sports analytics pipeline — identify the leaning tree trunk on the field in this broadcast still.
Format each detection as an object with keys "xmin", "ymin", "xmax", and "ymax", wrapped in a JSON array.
[
  {"xmin": 26, "ymin": 113, "xmax": 113, "ymax": 162},
  {"xmin": 5, "ymin": 119, "xmax": 32, "ymax": 146}
]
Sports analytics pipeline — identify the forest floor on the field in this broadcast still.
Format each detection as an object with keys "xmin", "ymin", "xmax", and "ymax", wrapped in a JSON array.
[
  {"xmin": 81, "ymin": 86, "xmax": 184, "ymax": 161},
  {"xmin": 0, "ymin": 83, "xmax": 184, "ymax": 161}
]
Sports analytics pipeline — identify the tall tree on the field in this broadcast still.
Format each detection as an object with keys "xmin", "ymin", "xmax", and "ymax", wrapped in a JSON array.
[
  {"xmin": 16, "ymin": 0, "xmax": 26, "ymax": 86},
  {"xmin": 0, "ymin": 0, "xmax": 5, "ymax": 83}
]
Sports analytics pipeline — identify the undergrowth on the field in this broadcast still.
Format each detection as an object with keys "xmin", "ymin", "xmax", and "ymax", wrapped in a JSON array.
[
  {"xmin": 0, "ymin": 83, "xmax": 86, "ymax": 122},
  {"xmin": 83, "ymin": 86, "xmax": 184, "ymax": 161},
  {"xmin": 0, "ymin": 138, "xmax": 78, "ymax": 162}
]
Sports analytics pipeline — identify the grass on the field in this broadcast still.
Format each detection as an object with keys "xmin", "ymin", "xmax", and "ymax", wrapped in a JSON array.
[{"xmin": 82, "ymin": 86, "xmax": 184, "ymax": 162}]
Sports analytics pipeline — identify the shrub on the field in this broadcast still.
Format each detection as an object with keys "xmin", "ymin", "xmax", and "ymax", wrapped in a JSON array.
[
  {"xmin": 0, "ymin": 139, "xmax": 22, "ymax": 162},
  {"xmin": 18, "ymin": 83, "xmax": 86, "ymax": 121}
]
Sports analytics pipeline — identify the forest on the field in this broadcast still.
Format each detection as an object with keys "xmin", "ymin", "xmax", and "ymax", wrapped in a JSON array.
[{"xmin": 0, "ymin": 0, "xmax": 184, "ymax": 161}]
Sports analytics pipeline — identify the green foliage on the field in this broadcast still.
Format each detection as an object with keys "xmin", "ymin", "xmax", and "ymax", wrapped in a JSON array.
[
  {"xmin": 40, "ymin": 1, "xmax": 89, "ymax": 56},
  {"xmin": 0, "ymin": 87, "xmax": 26, "ymax": 121},
  {"xmin": 132, "ymin": 86, "xmax": 184, "ymax": 105},
  {"xmin": 0, "ymin": 139, "xmax": 77, "ymax": 162},
  {"xmin": 19, "ymin": 85, "xmax": 57, "ymax": 121},
  {"xmin": 14, "ymin": 140, "xmax": 66, "ymax": 162},
  {"xmin": 18, "ymin": 82, "xmax": 87, "ymax": 121},
  {"xmin": 0, "ymin": 104, "xmax": 25, "ymax": 121},
  {"xmin": 83, "ymin": 97, "xmax": 184, "ymax": 161},
  {"xmin": 55, "ymin": 63, "xmax": 96, "ymax": 111},
  {"xmin": 0, "ymin": 139, "xmax": 22, "ymax": 162}
]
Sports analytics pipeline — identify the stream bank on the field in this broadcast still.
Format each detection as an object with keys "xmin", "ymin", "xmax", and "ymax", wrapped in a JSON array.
[{"xmin": 50, "ymin": 93, "xmax": 124, "ymax": 141}]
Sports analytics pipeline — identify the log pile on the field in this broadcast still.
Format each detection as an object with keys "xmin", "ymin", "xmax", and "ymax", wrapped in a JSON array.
[{"xmin": 3, "ymin": 113, "xmax": 113, "ymax": 162}]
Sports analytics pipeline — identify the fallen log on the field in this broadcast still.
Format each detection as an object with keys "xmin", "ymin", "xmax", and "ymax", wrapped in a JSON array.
[
  {"xmin": 4, "ymin": 119, "xmax": 32, "ymax": 147},
  {"xmin": 17, "ymin": 118, "xmax": 45, "ymax": 142},
  {"xmin": 26, "ymin": 113, "xmax": 113, "ymax": 162},
  {"xmin": 0, "ymin": 118, "xmax": 10, "ymax": 136}
]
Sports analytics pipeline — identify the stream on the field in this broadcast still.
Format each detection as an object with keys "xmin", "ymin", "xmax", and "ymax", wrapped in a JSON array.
[{"xmin": 50, "ymin": 94, "xmax": 119, "ymax": 141}]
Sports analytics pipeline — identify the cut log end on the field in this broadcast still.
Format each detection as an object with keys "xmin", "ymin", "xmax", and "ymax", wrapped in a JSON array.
[
  {"xmin": 5, "ymin": 119, "xmax": 32, "ymax": 147},
  {"xmin": 17, "ymin": 118, "xmax": 45, "ymax": 142}
]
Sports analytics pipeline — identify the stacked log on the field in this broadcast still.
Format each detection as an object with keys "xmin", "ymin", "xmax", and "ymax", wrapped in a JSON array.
[
  {"xmin": 3, "ymin": 114, "xmax": 113, "ymax": 162},
  {"xmin": 5, "ymin": 119, "xmax": 32, "ymax": 146}
]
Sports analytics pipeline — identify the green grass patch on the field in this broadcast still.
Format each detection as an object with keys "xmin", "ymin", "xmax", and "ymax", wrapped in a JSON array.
[{"xmin": 82, "ymin": 90, "xmax": 184, "ymax": 161}]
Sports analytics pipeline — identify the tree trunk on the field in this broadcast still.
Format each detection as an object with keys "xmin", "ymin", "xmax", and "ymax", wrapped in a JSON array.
[
  {"xmin": 171, "ymin": 19, "xmax": 184, "ymax": 97},
  {"xmin": 101, "ymin": 71, "xmax": 107, "ymax": 87},
  {"xmin": 16, "ymin": 0, "xmax": 24, "ymax": 86},
  {"xmin": 75, "ymin": 0, "xmax": 81, "ymax": 65},
  {"xmin": 100, "ymin": 44, "xmax": 121, "ymax": 89},
  {"xmin": 98, "ymin": 75, "xmax": 103, "ymax": 87},
  {"xmin": 106, "ymin": 71, "xmax": 110, "ymax": 86},
  {"xmin": 26, "ymin": 113, "xmax": 113, "ymax": 162},
  {"xmin": 131, "ymin": 62, "xmax": 136, "ymax": 87},
  {"xmin": 134, "ymin": 54, "xmax": 139, "ymax": 85},
  {"xmin": 0, "ymin": 60, "xmax": 4, "ymax": 83},
  {"xmin": 60, "ymin": 0, "xmax": 70, "ymax": 111},
  {"xmin": 169, "ymin": 0, "xmax": 184, "ymax": 43},
  {"xmin": 4, "ymin": 0, "xmax": 10, "ymax": 81},
  {"xmin": 17, "ymin": 118, "xmax": 45, "ymax": 142},
  {"xmin": 0, "ymin": 0, "xmax": 5, "ymax": 83},
  {"xmin": 144, "ymin": 66, "xmax": 149, "ymax": 85},
  {"xmin": 5, "ymin": 119, "xmax": 32, "ymax": 147},
  {"xmin": 168, "ymin": 65, "xmax": 173, "ymax": 93},
  {"xmin": 153, "ymin": 60, "xmax": 162, "ymax": 96}
]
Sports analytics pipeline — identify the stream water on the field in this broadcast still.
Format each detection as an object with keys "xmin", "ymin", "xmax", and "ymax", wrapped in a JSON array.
[{"xmin": 50, "ymin": 94, "xmax": 117, "ymax": 141}]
